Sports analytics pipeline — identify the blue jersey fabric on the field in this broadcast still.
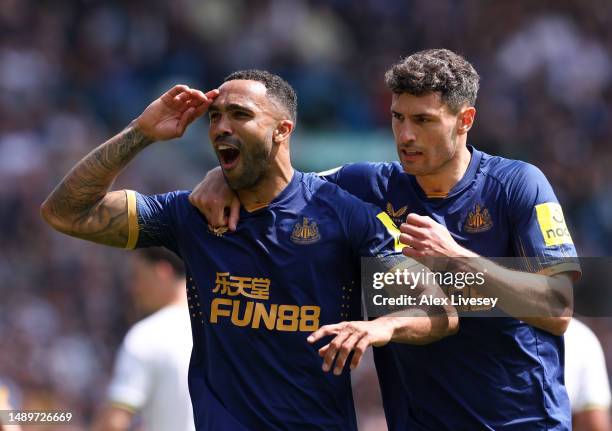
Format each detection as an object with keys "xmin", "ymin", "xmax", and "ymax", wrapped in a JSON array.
[
  {"xmin": 323, "ymin": 146, "xmax": 580, "ymax": 431},
  {"xmin": 132, "ymin": 171, "xmax": 399, "ymax": 431}
]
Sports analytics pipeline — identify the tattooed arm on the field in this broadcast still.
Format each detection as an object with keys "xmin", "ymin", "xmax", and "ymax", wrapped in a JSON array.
[{"xmin": 40, "ymin": 85, "xmax": 219, "ymax": 247}]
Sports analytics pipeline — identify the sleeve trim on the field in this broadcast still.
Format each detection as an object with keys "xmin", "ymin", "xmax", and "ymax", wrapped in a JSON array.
[{"xmin": 125, "ymin": 190, "xmax": 139, "ymax": 250}]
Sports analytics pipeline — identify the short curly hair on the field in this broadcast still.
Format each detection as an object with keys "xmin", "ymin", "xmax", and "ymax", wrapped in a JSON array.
[
  {"xmin": 384, "ymin": 49, "xmax": 480, "ymax": 113},
  {"xmin": 224, "ymin": 69, "xmax": 297, "ymax": 122}
]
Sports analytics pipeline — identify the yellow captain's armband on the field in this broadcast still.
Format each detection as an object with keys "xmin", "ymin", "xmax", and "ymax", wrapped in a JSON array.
[
  {"xmin": 535, "ymin": 202, "xmax": 573, "ymax": 247},
  {"xmin": 376, "ymin": 212, "xmax": 405, "ymax": 252},
  {"xmin": 125, "ymin": 190, "xmax": 139, "ymax": 249}
]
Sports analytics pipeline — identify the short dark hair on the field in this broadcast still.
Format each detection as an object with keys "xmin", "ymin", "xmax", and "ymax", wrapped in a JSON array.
[
  {"xmin": 137, "ymin": 247, "xmax": 185, "ymax": 276},
  {"xmin": 224, "ymin": 69, "xmax": 297, "ymax": 122},
  {"xmin": 384, "ymin": 49, "xmax": 480, "ymax": 113}
]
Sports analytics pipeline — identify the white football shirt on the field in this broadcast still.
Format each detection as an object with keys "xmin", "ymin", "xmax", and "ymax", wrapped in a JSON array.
[
  {"xmin": 565, "ymin": 319, "xmax": 611, "ymax": 413},
  {"xmin": 107, "ymin": 304, "xmax": 195, "ymax": 431}
]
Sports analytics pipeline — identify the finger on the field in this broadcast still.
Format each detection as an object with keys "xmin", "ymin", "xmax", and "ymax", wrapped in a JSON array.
[
  {"xmin": 402, "ymin": 246, "xmax": 427, "ymax": 259},
  {"xmin": 205, "ymin": 89, "xmax": 220, "ymax": 100},
  {"xmin": 192, "ymin": 100, "xmax": 211, "ymax": 119},
  {"xmin": 321, "ymin": 330, "xmax": 351, "ymax": 372},
  {"xmin": 318, "ymin": 344, "xmax": 330, "ymax": 357},
  {"xmin": 188, "ymin": 191, "xmax": 204, "ymax": 214},
  {"xmin": 350, "ymin": 336, "xmax": 371, "ymax": 370},
  {"xmin": 399, "ymin": 233, "xmax": 427, "ymax": 249},
  {"xmin": 208, "ymin": 200, "xmax": 228, "ymax": 227},
  {"xmin": 175, "ymin": 92, "xmax": 193, "ymax": 105},
  {"xmin": 161, "ymin": 86, "xmax": 190, "ymax": 108},
  {"xmin": 228, "ymin": 197, "xmax": 241, "ymax": 231},
  {"xmin": 333, "ymin": 332, "xmax": 363, "ymax": 375},
  {"xmin": 405, "ymin": 213, "xmax": 432, "ymax": 227},
  {"xmin": 188, "ymin": 181, "xmax": 214, "ymax": 217},
  {"xmin": 167, "ymin": 84, "xmax": 190, "ymax": 97},
  {"xmin": 191, "ymin": 90, "xmax": 220, "ymax": 117},
  {"xmin": 307, "ymin": 323, "xmax": 343, "ymax": 344},
  {"xmin": 178, "ymin": 107, "xmax": 196, "ymax": 135},
  {"xmin": 189, "ymin": 89, "xmax": 208, "ymax": 103},
  {"xmin": 399, "ymin": 222, "xmax": 428, "ymax": 238}
]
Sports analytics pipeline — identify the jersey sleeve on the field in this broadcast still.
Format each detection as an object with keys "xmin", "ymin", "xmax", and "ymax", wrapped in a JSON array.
[
  {"xmin": 125, "ymin": 190, "xmax": 190, "ymax": 254},
  {"xmin": 318, "ymin": 163, "xmax": 381, "ymax": 203},
  {"xmin": 106, "ymin": 337, "xmax": 152, "ymax": 412},
  {"xmin": 507, "ymin": 163, "xmax": 580, "ymax": 276}
]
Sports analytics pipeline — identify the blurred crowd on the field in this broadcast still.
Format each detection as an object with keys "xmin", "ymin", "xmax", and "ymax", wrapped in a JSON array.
[{"xmin": 1, "ymin": 0, "xmax": 612, "ymax": 428}]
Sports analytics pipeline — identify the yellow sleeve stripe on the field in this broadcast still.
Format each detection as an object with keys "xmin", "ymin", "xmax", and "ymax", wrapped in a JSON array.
[
  {"xmin": 376, "ymin": 212, "xmax": 405, "ymax": 252},
  {"xmin": 125, "ymin": 190, "xmax": 139, "ymax": 250}
]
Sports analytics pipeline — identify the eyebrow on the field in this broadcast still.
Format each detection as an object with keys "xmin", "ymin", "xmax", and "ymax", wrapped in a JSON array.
[
  {"xmin": 391, "ymin": 109, "xmax": 439, "ymax": 118},
  {"xmin": 209, "ymin": 103, "xmax": 256, "ymax": 113},
  {"xmin": 411, "ymin": 112, "xmax": 438, "ymax": 118}
]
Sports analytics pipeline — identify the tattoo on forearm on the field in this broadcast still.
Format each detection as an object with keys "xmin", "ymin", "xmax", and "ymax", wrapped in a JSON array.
[{"xmin": 44, "ymin": 124, "xmax": 153, "ymax": 246}]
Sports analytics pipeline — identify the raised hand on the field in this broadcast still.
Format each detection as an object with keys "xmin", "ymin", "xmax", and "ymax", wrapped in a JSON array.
[{"xmin": 136, "ymin": 85, "xmax": 219, "ymax": 141}]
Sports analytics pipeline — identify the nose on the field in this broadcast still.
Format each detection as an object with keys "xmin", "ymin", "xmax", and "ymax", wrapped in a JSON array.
[
  {"xmin": 210, "ymin": 113, "xmax": 233, "ymax": 140},
  {"xmin": 397, "ymin": 122, "xmax": 416, "ymax": 144}
]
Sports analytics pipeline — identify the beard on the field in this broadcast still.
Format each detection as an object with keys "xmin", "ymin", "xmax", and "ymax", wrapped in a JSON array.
[{"xmin": 224, "ymin": 140, "xmax": 272, "ymax": 191}]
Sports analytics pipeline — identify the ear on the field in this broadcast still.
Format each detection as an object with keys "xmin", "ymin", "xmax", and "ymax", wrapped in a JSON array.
[
  {"xmin": 457, "ymin": 106, "xmax": 476, "ymax": 135},
  {"xmin": 273, "ymin": 120, "xmax": 294, "ymax": 144}
]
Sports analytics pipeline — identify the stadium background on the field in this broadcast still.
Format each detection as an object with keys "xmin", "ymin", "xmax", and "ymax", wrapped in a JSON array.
[{"xmin": 1, "ymin": 0, "xmax": 611, "ymax": 429}]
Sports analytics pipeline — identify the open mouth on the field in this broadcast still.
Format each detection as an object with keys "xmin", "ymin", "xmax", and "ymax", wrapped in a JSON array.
[
  {"xmin": 400, "ymin": 148, "xmax": 424, "ymax": 161},
  {"xmin": 217, "ymin": 144, "xmax": 241, "ymax": 170}
]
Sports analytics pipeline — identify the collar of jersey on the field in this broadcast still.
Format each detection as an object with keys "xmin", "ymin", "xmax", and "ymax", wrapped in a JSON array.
[
  {"xmin": 240, "ymin": 170, "xmax": 303, "ymax": 216},
  {"xmin": 409, "ymin": 145, "xmax": 482, "ymax": 201}
]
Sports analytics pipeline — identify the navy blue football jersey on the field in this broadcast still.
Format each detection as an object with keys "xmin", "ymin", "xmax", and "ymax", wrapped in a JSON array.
[
  {"xmin": 323, "ymin": 146, "xmax": 580, "ymax": 431},
  {"xmin": 126, "ymin": 171, "xmax": 402, "ymax": 431}
]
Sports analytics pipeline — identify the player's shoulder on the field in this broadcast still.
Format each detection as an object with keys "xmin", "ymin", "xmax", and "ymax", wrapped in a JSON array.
[
  {"xmin": 337, "ymin": 161, "xmax": 403, "ymax": 178},
  {"xmin": 137, "ymin": 189, "xmax": 199, "ymax": 219},
  {"xmin": 161, "ymin": 190, "xmax": 192, "ymax": 207},
  {"xmin": 479, "ymin": 151, "xmax": 549, "ymax": 190},
  {"xmin": 301, "ymin": 171, "xmax": 375, "ymax": 207},
  {"xmin": 300, "ymin": 172, "xmax": 386, "ymax": 230},
  {"xmin": 136, "ymin": 189, "xmax": 191, "ymax": 208}
]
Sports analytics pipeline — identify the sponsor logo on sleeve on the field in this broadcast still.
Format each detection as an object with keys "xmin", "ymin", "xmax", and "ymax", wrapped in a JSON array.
[{"xmin": 535, "ymin": 202, "xmax": 573, "ymax": 246}]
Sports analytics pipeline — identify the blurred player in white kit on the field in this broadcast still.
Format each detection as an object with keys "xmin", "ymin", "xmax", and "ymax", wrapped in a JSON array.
[
  {"xmin": 565, "ymin": 318, "xmax": 611, "ymax": 431},
  {"xmin": 92, "ymin": 248, "xmax": 195, "ymax": 431}
]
